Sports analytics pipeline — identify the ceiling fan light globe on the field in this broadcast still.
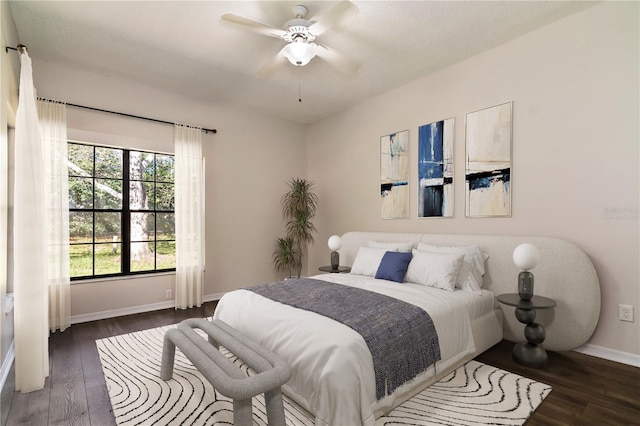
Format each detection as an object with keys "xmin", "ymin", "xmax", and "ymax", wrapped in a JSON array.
[{"xmin": 283, "ymin": 41, "xmax": 316, "ymax": 66}]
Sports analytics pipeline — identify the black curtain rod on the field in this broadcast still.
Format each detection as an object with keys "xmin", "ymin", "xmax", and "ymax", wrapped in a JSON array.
[
  {"xmin": 6, "ymin": 46, "xmax": 217, "ymax": 134},
  {"xmin": 56, "ymin": 101, "xmax": 217, "ymax": 134},
  {"xmin": 6, "ymin": 45, "xmax": 26, "ymax": 54}
]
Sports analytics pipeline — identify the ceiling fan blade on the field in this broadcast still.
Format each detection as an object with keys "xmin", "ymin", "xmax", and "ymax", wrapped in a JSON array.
[
  {"xmin": 308, "ymin": 1, "xmax": 359, "ymax": 35},
  {"xmin": 257, "ymin": 48, "xmax": 289, "ymax": 79},
  {"xmin": 221, "ymin": 13, "xmax": 287, "ymax": 39},
  {"xmin": 315, "ymin": 44, "xmax": 359, "ymax": 75}
]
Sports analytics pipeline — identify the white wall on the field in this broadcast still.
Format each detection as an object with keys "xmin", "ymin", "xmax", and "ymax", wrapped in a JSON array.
[
  {"xmin": 307, "ymin": 2, "xmax": 639, "ymax": 357},
  {"xmin": 30, "ymin": 59, "xmax": 307, "ymax": 318}
]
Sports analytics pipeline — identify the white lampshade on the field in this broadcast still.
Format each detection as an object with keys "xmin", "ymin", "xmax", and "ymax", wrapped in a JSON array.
[
  {"xmin": 282, "ymin": 40, "xmax": 317, "ymax": 66},
  {"xmin": 513, "ymin": 243, "xmax": 539, "ymax": 271},
  {"xmin": 328, "ymin": 235, "xmax": 342, "ymax": 251}
]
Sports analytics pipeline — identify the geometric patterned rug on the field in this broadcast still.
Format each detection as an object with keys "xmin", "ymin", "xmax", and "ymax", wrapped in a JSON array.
[{"xmin": 96, "ymin": 324, "xmax": 551, "ymax": 426}]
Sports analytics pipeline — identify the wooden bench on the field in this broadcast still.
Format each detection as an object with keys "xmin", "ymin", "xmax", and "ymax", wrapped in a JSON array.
[{"xmin": 160, "ymin": 318, "xmax": 292, "ymax": 426}]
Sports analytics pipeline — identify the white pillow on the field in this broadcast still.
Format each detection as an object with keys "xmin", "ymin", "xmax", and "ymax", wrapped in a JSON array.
[
  {"xmin": 405, "ymin": 250, "xmax": 464, "ymax": 291},
  {"xmin": 417, "ymin": 243, "xmax": 489, "ymax": 294},
  {"xmin": 351, "ymin": 247, "xmax": 393, "ymax": 277},
  {"xmin": 368, "ymin": 240, "xmax": 415, "ymax": 252}
]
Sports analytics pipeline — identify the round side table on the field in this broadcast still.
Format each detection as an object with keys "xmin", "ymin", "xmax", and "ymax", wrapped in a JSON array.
[
  {"xmin": 318, "ymin": 266, "xmax": 351, "ymax": 273},
  {"xmin": 497, "ymin": 293, "xmax": 556, "ymax": 368}
]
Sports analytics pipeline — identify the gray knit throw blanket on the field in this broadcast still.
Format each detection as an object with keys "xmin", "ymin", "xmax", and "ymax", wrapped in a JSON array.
[{"xmin": 247, "ymin": 278, "xmax": 441, "ymax": 400}]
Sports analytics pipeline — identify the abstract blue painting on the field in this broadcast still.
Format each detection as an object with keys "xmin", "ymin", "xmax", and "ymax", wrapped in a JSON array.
[
  {"xmin": 380, "ymin": 130, "xmax": 409, "ymax": 219},
  {"xmin": 465, "ymin": 102, "xmax": 512, "ymax": 217},
  {"xmin": 418, "ymin": 118, "xmax": 454, "ymax": 217}
]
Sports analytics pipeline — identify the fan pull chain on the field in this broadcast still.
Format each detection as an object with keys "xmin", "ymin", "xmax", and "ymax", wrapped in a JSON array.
[{"xmin": 298, "ymin": 72, "xmax": 302, "ymax": 103}]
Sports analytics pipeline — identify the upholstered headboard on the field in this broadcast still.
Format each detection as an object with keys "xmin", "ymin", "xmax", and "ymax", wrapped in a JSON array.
[{"xmin": 338, "ymin": 232, "xmax": 601, "ymax": 352}]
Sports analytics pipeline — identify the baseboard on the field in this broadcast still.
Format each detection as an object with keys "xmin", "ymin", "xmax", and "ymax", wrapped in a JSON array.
[
  {"xmin": 70, "ymin": 292, "xmax": 224, "ymax": 324},
  {"xmin": 574, "ymin": 343, "xmax": 640, "ymax": 367},
  {"xmin": 0, "ymin": 341, "xmax": 15, "ymax": 395},
  {"xmin": 204, "ymin": 292, "xmax": 225, "ymax": 303}
]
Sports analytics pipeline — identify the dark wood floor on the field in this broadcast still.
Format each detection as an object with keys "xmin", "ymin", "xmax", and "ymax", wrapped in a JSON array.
[
  {"xmin": 475, "ymin": 342, "xmax": 640, "ymax": 425},
  {"xmin": 3, "ymin": 302, "xmax": 639, "ymax": 425}
]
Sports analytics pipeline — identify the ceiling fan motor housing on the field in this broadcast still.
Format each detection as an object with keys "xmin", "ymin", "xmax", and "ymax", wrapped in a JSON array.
[
  {"xmin": 283, "ymin": 24, "xmax": 316, "ymax": 43},
  {"xmin": 283, "ymin": 5, "xmax": 315, "ymax": 43}
]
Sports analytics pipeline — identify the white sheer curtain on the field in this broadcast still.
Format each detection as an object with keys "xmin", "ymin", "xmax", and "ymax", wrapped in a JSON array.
[
  {"xmin": 174, "ymin": 124, "xmax": 205, "ymax": 309},
  {"xmin": 38, "ymin": 100, "xmax": 71, "ymax": 332},
  {"xmin": 14, "ymin": 49, "xmax": 49, "ymax": 392}
]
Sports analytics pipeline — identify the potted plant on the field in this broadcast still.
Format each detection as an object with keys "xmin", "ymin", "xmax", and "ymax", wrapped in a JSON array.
[
  {"xmin": 272, "ymin": 236, "xmax": 299, "ymax": 279},
  {"xmin": 273, "ymin": 178, "xmax": 318, "ymax": 278}
]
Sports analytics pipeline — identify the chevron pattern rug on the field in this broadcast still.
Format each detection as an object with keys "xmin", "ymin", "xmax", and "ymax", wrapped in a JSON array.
[{"xmin": 97, "ymin": 324, "xmax": 551, "ymax": 426}]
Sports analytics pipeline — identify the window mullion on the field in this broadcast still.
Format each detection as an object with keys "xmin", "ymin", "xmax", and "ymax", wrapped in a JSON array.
[
  {"xmin": 122, "ymin": 150, "xmax": 131, "ymax": 274},
  {"xmin": 92, "ymin": 145, "xmax": 97, "ymax": 276},
  {"xmin": 153, "ymin": 153, "xmax": 157, "ymax": 270}
]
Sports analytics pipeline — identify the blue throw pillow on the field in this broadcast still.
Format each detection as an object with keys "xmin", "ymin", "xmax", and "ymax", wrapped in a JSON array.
[{"xmin": 375, "ymin": 251, "xmax": 413, "ymax": 283}]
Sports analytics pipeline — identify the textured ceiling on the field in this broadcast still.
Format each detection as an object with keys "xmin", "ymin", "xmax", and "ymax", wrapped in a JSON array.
[{"xmin": 9, "ymin": 1, "xmax": 596, "ymax": 124}]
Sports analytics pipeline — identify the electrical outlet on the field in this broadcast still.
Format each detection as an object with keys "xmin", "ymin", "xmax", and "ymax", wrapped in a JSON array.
[
  {"xmin": 619, "ymin": 304, "xmax": 634, "ymax": 322},
  {"xmin": 165, "ymin": 289, "xmax": 172, "ymax": 299}
]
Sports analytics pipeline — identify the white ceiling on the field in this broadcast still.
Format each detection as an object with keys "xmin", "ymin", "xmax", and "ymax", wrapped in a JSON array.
[{"xmin": 9, "ymin": 1, "xmax": 596, "ymax": 124}]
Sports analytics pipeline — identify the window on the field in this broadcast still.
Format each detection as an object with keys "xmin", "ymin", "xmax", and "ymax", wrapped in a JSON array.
[{"xmin": 68, "ymin": 142, "xmax": 175, "ymax": 279}]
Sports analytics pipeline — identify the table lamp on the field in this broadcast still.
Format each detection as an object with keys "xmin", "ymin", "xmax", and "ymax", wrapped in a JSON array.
[
  {"xmin": 328, "ymin": 235, "xmax": 342, "ymax": 270},
  {"xmin": 513, "ymin": 243, "xmax": 539, "ymax": 300}
]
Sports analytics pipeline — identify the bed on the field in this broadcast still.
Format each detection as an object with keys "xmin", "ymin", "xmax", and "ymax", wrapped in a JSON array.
[{"xmin": 213, "ymin": 231, "xmax": 600, "ymax": 426}]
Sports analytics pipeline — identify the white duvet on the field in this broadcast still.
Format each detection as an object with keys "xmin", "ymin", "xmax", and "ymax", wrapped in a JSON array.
[{"xmin": 213, "ymin": 274, "xmax": 490, "ymax": 426}]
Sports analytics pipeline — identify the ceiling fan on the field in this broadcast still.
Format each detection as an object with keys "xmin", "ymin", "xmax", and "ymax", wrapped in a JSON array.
[{"xmin": 221, "ymin": 1, "xmax": 359, "ymax": 77}]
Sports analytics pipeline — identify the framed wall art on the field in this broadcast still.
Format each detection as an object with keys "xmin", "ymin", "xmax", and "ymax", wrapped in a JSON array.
[
  {"xmin": 465, "ymin": 101, "xmax": 512, "ymax": 217},
  {"xmin": 418, "ymin": 118, "xmax": 454, "ymax": 217},
  {"xmin": 380, "ymin": 130, "xmax": 409, "ymax": 219}
]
